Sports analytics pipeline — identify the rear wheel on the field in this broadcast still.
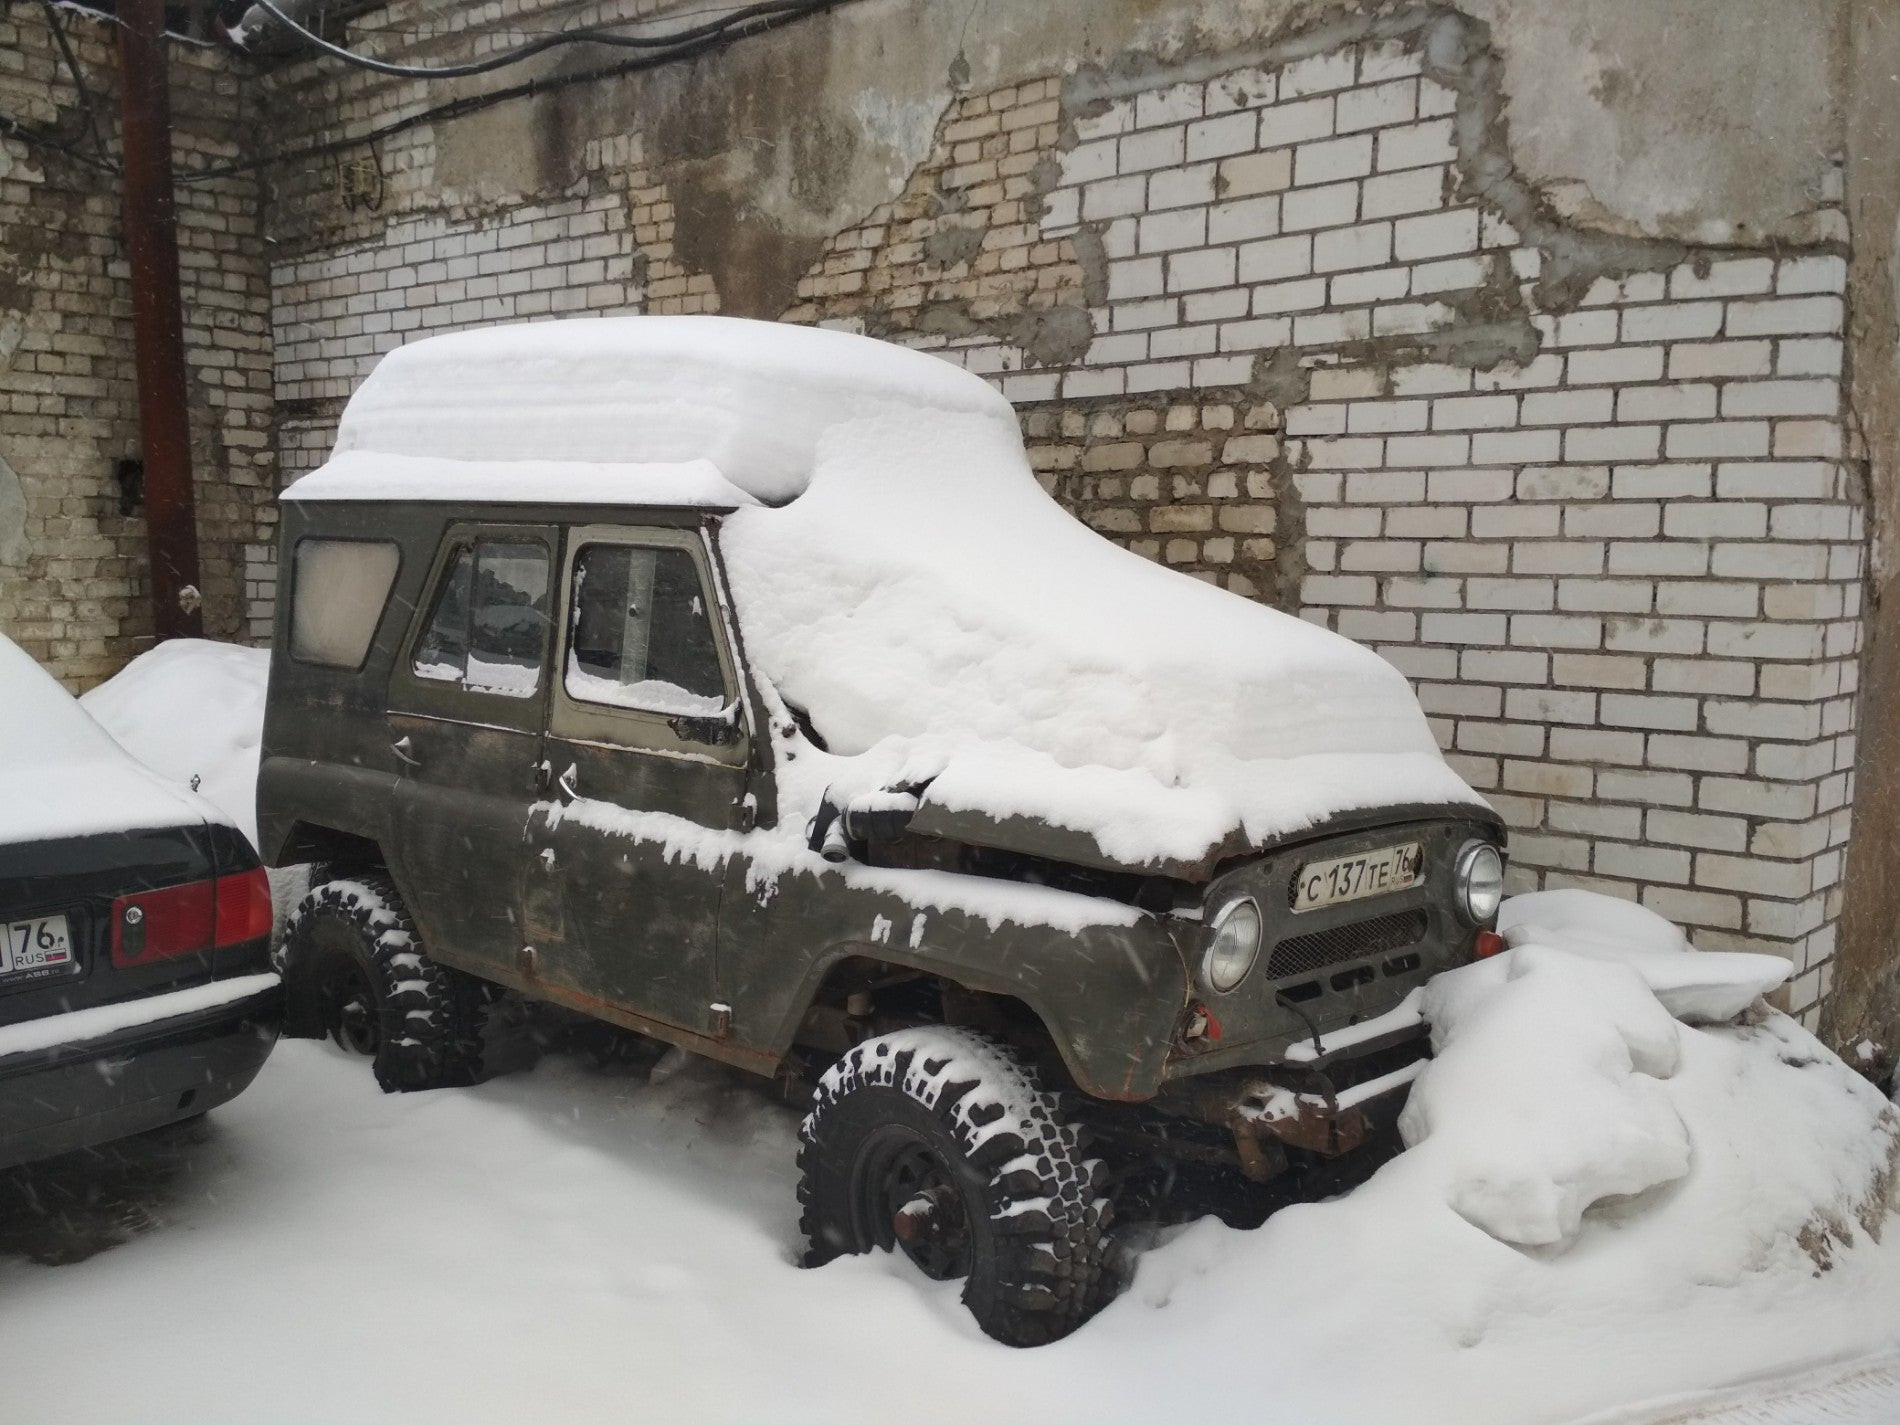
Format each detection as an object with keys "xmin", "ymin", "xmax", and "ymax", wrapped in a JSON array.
[
  {"xmin": 798, "ymin": 1027, "xmax": 1113, "ymax": 1346},
  {"xmin": 281, "ymin": 876, "xmax": 483, "ymax": 1092}
]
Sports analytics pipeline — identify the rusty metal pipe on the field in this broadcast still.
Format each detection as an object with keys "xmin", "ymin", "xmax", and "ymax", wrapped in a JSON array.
[{"xmin": 115, "ymin": 0, "xmax": 203, "ymax": 640}]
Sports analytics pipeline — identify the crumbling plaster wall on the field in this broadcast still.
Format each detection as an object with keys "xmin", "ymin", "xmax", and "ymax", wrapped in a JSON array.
[
  {"xmin": 0, "ymin": 8, "xmax": 278, "ymax": 688},
  {"xmin": 260, "ymin": 0, "xmax": 1888, "ymax": 1033}
]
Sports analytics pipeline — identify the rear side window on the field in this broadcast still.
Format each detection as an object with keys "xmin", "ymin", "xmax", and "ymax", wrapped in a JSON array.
[
  {"xmin": 290, "ymin": 539, "xmax": 400, "ymax": 669},
  {"xmin": 566, "ymin": 544, "xmax": 726, "ymax": 716},
  {"xmin": 413, "ymin": 540, "xmax": 550, "ymax": 698}
]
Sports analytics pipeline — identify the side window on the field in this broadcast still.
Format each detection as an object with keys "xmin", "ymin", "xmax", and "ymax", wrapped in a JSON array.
[
  {"xmin": 291, "ymin": 538, "xmax": 401, "ymax": 669},
  {"xmin": 565, "ymin": 544, "xmax": 727, "ymax": 716},
  {"xmin": 412, "ymin": 539, "xmax": 550, "ymax": 698}
]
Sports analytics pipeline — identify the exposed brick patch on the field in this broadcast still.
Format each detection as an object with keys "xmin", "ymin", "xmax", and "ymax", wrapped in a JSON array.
[{"xmin": 0, "ymin": 7, "xmax": 276, "ymax": 682}]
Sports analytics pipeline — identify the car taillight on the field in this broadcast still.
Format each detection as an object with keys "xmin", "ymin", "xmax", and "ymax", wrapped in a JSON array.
[
  {"xmin": 112, "ymin": 867, "xmax": 273, "ymax": 967},
  {"xmin": 214, "ymin": 867, "xmax": 274, "ymax": 947}
]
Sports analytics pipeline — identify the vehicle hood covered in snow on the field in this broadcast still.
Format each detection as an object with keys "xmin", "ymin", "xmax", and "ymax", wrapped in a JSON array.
[
  {"xmin": 291, "ymin": 316, "xmax": 1485, "ymax": 873},
  {"xmin": 0, "ymin": 635, "xmax": 231, "ymax": 847}
]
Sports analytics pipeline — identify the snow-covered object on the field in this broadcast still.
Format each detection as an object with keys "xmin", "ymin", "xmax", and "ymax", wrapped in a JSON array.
[
  {"xmin": 1404, "ymin": 947, "xmax": 1690, "ymax": 1245},
  {"xmin": 285, "ymin": 451, "xmax": 756, "ymax": 509},
  {"xmin": 0, "ymin": 973, "xmax": 278, "ymax": 1059},
  {"xmin": 0, "ymin": 634, "xmax": 227, "ymax": 846},
  {"xmin": 295, "ymin": 317, "xmax": 1482, "ymax": 868},
  {"xmin": 317, "ymin": 316, "xmax": 1019, "ymax": 506},
  {"xmin": 82, "ymin": 638, "xmax": 270, "ymax": 845},
  {"xmin": 723, "ymin": 407, "xmax": 1481, "ymax": 864},
  {"xmin": 1499, "ymin": 888, "xmax": 1790, "ymax": 1022}
]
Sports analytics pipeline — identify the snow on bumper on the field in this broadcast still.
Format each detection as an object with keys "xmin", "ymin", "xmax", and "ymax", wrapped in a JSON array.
[
  {"xmin": 0, "ymin": 974, "xmax": 282, "ymax": 1171},
  {"xmin": 0, "ymin": 973, "xmax": 281, "ymax": 1064}
]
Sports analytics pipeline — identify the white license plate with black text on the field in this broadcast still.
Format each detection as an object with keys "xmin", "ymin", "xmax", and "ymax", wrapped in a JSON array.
[
  {"xmin": 1292, "ymin": 843, "xmax": 1423, "ymax": 914},
  {"xmin": 1, "ymin": 914, "xmax": 75, "ymax": 982}
]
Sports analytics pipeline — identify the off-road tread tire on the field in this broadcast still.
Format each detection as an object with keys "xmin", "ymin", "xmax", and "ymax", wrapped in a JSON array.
[
  {"xmin": 797, "ymin": 1027, "xmax": 1113, "ymax": 1347},
  {"xmin": 283, "ymin": 876, "xmax": 484, "ymax": 1093}
]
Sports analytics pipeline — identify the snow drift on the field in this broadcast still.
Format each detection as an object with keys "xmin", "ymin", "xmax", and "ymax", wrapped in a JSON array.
[
  {"xmin": 81, "ymin": 637, "xmax": 271, "ymax": 845},
  {"xmin": 1499, "ymin": 888, "xmax": 1792, "ymax": 1022},
  {"xmin": 287, "ymin": 316, "xmax": 1484, "ymax": 871},
  {"xmin": 0, "ymin": 633, "xmax": 228, "ymax": 846}
]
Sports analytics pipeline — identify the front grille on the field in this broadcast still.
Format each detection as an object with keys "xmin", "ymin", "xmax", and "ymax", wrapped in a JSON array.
[{"xmin": 1267, "ymin": 909, "xmax": 1429, "ymax": 981}]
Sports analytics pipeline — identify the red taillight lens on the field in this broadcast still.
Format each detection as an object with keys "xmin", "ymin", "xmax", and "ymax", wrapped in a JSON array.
[
  {"xmin": 112, "ymin": 879, "xmax": 215, "ymax": 966},
  {"xmin": 111, "ymin": 866, "xmax": 273, "ymax": 966},
  {"xmin": 214, "ymin": 867, "xmax": 273, "ymax": 946}
]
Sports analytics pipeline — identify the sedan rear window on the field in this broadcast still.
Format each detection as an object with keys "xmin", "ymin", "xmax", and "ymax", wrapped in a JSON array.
[{"xmin": 290, "ymin": 539, "xmax": 400, "ymax": 669}]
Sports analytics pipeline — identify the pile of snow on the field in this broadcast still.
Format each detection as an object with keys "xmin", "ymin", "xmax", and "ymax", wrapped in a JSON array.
[
  {"xmin": 720, "ymin": 409, "xmax": 1482, "ymax": 867},
  {"xmin": 1499, "ymin": 889, "xmax": 1791, "ymax": 1022},
  {"xmin": 1403, "ymin": 946, "xmax": 1692, "ymax": 1246},
  {"xmin": 288, "ymin": 317, "xmax": 1484, "ymax": 873},
  {"xmin": 0, "ymin": 634, "xmax": 226, "ymax": 846},
  {"xmin": 321, "ymin": 316, "xmax": 1017, "ymax": 506},
  {"xmin": 287, "ymin": 452, "xmax": 756, "ymax": 509},
  {"xmin": 81, "ymin": 638, "xmax": 271, "ymax": 846}
]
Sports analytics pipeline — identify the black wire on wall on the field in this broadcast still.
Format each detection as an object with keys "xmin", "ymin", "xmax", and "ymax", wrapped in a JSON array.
[
  {"xmin": 0, "ymin": 0, "xmax": 855, "ymax": 181},
  {"xmin": 187, "ymin": 0, "xmax": 855, "ymax": 180}
]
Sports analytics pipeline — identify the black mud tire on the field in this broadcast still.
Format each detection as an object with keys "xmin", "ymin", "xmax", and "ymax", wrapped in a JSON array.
[
  {"xmin": 798, "ymin": 1027, "xmax": 1113, "ymax": 1347},
  {"xmin": 281, "ymin": 876, "xmax": 484, "ymax": 1093}
]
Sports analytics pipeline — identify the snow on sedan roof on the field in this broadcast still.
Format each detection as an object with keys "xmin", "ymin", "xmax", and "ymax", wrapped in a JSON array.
[{"xmin": 0, "ymin": 635, "xmax": 231, "ymax": 846}]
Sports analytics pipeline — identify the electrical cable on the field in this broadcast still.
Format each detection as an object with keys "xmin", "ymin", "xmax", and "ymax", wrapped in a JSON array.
[
  {"xmin": 0, "ymin": 111, "xmax": 121, "ymax": 172},
  {"xmin": 241, "ymin": 0, "xmax": 827, "ymax": 80},
  {"xmin": 40, "ymin": 0, "xmax": 116, "ymax": 169},
  {"xmin": 177, "ymin": 0, "xmax": 852, "ymax": 182}
]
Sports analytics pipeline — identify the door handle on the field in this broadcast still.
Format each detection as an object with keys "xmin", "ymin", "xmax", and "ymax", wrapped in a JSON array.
[
  {"xmin": 556, "ymin": 763, "xmax": 579, "ymax": 802},
  {"xmin": 391, "ymin": 736, "xmax": 420, "ymax": 767}
]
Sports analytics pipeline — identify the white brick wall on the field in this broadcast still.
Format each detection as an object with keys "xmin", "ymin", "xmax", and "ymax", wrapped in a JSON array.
[{"xmin": 1027, "ymin": 36, "xmax": 1862, "ymax": 1024}]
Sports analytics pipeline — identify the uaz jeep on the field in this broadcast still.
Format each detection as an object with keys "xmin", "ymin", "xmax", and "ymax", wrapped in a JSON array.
[{"xmin": 261, "ymin": 316, "xmax": 1505, "ymax": 1345}]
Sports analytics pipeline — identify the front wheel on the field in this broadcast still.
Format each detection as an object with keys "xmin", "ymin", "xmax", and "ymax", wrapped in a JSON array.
[{"xmin": 797, "ymin": 1027, "xmax": 1113, "ymax": 1346}]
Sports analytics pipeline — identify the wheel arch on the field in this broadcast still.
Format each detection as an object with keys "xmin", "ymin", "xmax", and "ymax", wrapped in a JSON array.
[{"xmin": 784, "ymin": 930, "xmax": 1187, "ymax": 1103}]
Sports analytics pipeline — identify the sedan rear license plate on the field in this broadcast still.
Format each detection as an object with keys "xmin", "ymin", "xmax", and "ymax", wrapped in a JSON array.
[
  {"xmin": 1292, "ymin": 843, "xmax": 1423, "ymax": 914},
  {"xmin": 2, "ymin": 914, "xmax": 75, "ymax": 984}
]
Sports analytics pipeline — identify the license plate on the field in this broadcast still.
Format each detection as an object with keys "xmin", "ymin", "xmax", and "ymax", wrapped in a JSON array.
[
  {"xmin": 2, "ymin": 914, "xmax": 76, "ymax": 984},
  {"xmin": 1292, "ymin": 843, "xmax": 1423, "ymax": 914}
]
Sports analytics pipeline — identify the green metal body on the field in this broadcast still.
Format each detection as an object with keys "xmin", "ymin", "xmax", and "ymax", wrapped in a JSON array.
[{"xmin": 259, "ymin": 499, "xmax": 1504, "ymax": 1103}]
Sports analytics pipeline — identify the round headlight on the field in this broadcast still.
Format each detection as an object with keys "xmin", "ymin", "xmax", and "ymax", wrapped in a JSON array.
[
  {"xmin": 1455, "ymin": 841, "xmax": 1505, "ymax": 924},
  {"xmin": 1204, "ymin": 898, "xmax": 1263, "ymax": 994}
]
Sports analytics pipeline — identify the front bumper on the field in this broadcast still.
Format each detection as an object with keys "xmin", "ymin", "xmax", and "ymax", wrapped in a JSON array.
[
  {"xmin": 0, "ymin": 977, "xmax": 282, "ymax": 1171},
  {"xmin": 1171, "ymin": 1017, "xmax": 1432, "ymax": 1182}
]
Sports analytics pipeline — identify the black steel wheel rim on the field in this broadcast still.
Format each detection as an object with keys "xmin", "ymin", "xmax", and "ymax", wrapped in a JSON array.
[
  {"xmin": 850, "ymin": 1127, "xmax": 974, "ymax": 1282},
  {"xmin": 329, "ymin": 963, "xmax": 379, "ymax": 1056}
]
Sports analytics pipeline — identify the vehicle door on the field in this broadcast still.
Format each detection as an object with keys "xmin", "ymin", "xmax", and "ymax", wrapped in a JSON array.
[
  {"xmin": 534, "ymin": 522, "xmax": 749, "ymax": 1038},
  {"xmin": 385, "ymin": 523, "xmax": 555, "ymax": 981}
]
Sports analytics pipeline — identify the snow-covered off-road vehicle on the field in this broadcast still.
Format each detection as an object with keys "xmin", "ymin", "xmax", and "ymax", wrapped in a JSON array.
[{"xmin": 260, "ymin": 316, "xmax": 1506, "ymax": 1344}]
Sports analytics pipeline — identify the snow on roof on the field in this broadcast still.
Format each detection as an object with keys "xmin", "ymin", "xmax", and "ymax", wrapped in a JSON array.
[
  {"xmin": 0, "ymin": 635, "xmax": 229, "ymax": 847},
  {"xmin": 316, "ymin": 315, "xmax": 1019, "ymax": 506},
  {"xmin": 282, "ymin": 452, "xmax": 757, "ymax": 508},
  {"xmin": 287, "ymin": 316, "xmax": 1484, "ymax": 868}
]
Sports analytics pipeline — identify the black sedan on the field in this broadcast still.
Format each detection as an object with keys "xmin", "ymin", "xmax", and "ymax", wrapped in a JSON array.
[{"xmin": 1, "ymin": 636, "xmax": 280, "ymax": 1169}]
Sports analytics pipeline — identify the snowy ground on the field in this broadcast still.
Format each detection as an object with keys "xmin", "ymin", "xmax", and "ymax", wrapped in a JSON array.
[
  {"xmin": 1, "ymin": 1035, "xmax": 1895, "ymax": 1425},
  {"xmin": 3, "ymin": 639, "xmax": 1897, "ymax": 1424}
]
